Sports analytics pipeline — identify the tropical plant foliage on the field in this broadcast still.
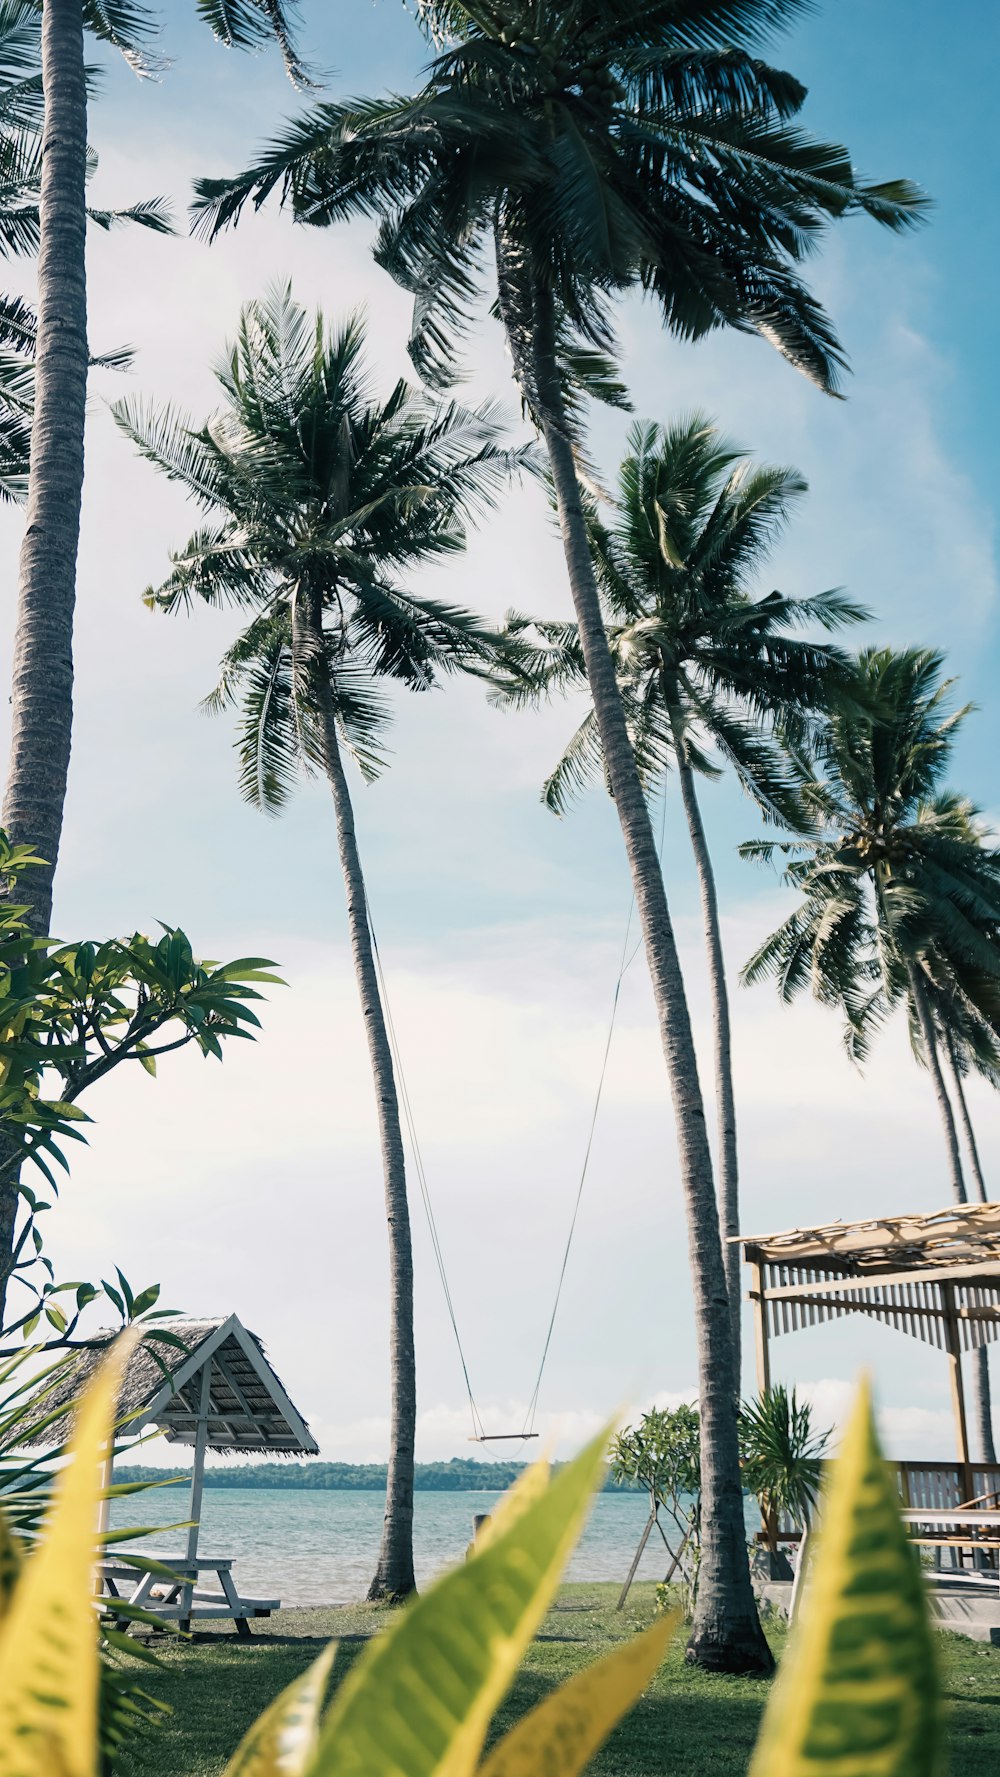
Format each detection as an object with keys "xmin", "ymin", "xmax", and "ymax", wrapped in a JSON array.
[
  {"xmin": 739, "ymin": 1384, "xmax": 827, "ymax": 1540},
  {"xmin": 0, "ymin": 1320, "xmax": 196, "ymax": 1771},
  {"xmin": 0, "ymin": 1349, "xmax": 945, "ymax": 1777},
  {"xmin": 610, "ymin": 1404, "xmax": 702, "ymax": 1604},
  {"xmin": 114, "ymin": 287, "xmax": 531, "ymax": 808},
  {"xmin": 0, "ymin": 829, "xmax": 281, "ymax": 1334},
  {"xmin": 748, "ymin": 1379, "xmax": 940, "ymax": 1777}
]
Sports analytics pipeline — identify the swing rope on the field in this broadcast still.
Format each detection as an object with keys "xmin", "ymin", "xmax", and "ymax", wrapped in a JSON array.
[
  {"xmin": 366, "ymin": 899, "xmax": 487, "ymax": 1442},
  {"xmin": 362, "ymin": 790, "xmax": 665, "ymax": 1443},
  {"xmin": 519, "ymin": 895, "xmax": 637, "ymax": 1438},
  {"xmin": 519, "ymin": 791, "xmax": 666, "ymax": 1437}
]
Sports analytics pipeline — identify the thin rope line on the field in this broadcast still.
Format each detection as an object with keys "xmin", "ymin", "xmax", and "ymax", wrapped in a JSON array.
[
  {"xmin": 361, "ymin": 784, "xmax": 667, "ymax": 1446},
  {"xmin": 365, "ymin": 897, "xmax": 486, "ymax": 1442},
  {"xmin": 521, "ymin": 791, "xmax": 669, "ymax": 1436}
]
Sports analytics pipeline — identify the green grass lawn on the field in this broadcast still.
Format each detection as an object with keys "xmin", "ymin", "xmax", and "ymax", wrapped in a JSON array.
[{"xmin": 115, "ymin": 1582, "xmax": 1000, "ymax": 1777}]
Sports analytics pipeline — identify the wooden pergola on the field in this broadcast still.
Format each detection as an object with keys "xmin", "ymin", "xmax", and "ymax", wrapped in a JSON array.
[{"xmin": 739, "ymin": 1202, "xmax": 1000, "ymax": 1500}]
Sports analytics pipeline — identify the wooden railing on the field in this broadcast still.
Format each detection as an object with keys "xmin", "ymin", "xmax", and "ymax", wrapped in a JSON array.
[{"xmin": 895, "ymin": 1461, "xmax": 1000, "ymax": 1511}]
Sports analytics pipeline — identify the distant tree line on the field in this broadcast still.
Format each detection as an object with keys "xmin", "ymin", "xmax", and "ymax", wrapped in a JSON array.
[{"xmin": 112, "ymin": 1458, "xmax": 641, "ymax": 1493}]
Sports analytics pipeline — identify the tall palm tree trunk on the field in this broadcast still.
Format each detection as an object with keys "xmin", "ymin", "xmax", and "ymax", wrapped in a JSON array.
[
  {"xmin": 526, "ymin": 290, "xmax": 770, "ymax": 1673},
  {"xmin": 295, "ymin": 594, "xmax": 416, "ymax": 1600},
  {"xmin": 908, "ymin": 966, "xmax": 995, "ymax": 1464},
  {"xmin": 3, "ymin": 0, "xmax": 88, "ymax": 935},
  {"xmin": 667, "ymin": 705, "xmax": 741, "ymax": 1391},
  {"xmin": 0, "ymin": 0, "xmax": 89, "ymax": 1326}
]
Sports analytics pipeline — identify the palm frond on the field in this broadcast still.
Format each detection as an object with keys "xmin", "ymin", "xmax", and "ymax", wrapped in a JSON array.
[
  {"xmin": 195, "ymin": 0, "xmax": 313, "ymax": 87},
  {"xmin": 542, "ymin": 707, "xmax": 605, "ymax": 814},
  {"xmin": 80, "ymin": 0, "xmax": 168, "ymax": 76},
  {"xmin": 112, "ymin": 397, "xmax": 231, "ymax": 509},
  {"xmin": 86, "ymin": 197, "xmax": 173, "ymax": 234}
]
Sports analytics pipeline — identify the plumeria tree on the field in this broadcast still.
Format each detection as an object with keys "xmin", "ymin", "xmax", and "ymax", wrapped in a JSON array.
[{"xmin": 0, "ymin": 829, "xmax": 281, "ymax": 1333}]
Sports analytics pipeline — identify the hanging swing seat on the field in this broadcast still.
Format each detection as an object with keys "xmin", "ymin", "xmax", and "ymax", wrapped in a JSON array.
[{"xmin": 467, "ymin": 1431, "xmax": 539, "ymax": 1442}]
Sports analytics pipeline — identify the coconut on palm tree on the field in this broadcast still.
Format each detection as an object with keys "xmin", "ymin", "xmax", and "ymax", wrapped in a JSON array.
[
  {"xmin": 742, "ymin": 647, "xmax": 1000, "ymax": 1462},
  {"xmin": 114, "ymin": 286, "xmax": 528, "ymax": 1601},
  {"xmin": 191, "ymin": 0, "xmax": 925, "ymax": 1672},
  {"xmin": 492, "ymin": 415, "xmax": 866, "ymax": 1385}
]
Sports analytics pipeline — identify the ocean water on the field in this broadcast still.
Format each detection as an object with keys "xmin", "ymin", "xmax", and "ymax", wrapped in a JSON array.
[{"xmin": 109, "ymin": 1487, "xmax": 762, "ymax": 1606}]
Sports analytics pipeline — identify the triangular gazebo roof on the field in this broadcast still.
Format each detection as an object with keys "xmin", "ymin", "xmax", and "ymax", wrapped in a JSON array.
[{"xmin": 21, "ymin": 1313, "xmax": 319, "ymax": 1455}]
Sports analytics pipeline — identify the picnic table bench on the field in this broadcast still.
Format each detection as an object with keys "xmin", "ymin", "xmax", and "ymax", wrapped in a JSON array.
[
  {"xmin": 99, "ymin": 1551, "xmax": 280, "ymax": 1638},
  {"xmin": 902, "ymin": 1507, "xmax": 1000, "ymax": 1573}
]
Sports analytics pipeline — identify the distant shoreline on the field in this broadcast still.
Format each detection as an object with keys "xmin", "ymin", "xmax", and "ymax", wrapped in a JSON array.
[{"xmin": 113, "ymin": 1458, "xmax": 639, "ymax": 1494}]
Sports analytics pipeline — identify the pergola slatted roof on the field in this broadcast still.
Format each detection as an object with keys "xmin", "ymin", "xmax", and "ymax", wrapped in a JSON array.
[
  {"xmin": 739, "ymin": 1204, "xmax": 1000, "ymax": 1354},
  {"xmin": 741, "ymin": 1202, "xmax": 1000, "ymax": 1275}
]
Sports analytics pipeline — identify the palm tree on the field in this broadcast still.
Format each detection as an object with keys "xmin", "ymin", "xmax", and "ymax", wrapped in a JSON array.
[
  {"xmin": 114, "ymin": 286, "xmax": 526, "ymax": 1601},
  {"xmin": 0, "ymin": 0, "xmax": 178, "ymax": 1300},
  {"xmin": 190, "ymin": 0, "xmax": 926, "ymax": 1672},
  {"xmin": 2, "ymin": 0, "xmax": 308, "ymax": 942},
  {"xmin": 742, "ymin": 647, "xmax": 1000, "ymax": 1465},
  {"xmin": 493, "ymin": 416, "xmax": 866, "ymax": 1387}
]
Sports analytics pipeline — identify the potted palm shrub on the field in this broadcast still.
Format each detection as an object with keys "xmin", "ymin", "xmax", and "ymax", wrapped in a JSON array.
[{"xmin": 740, "ymin": 1385, "xmax": 827, "ymax": 1589}]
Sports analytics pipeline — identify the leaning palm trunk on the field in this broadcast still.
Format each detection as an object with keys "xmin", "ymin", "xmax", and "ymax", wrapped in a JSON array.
[
  {"xmin": 908, "ymin": 966, "xmax": 968, "ymax": 1205},
  {"xmin": 0, "ymin": 0, "xmax": 89, "ymax": 1325},
  {"xmin": 908, "ymin": 966, "xmax": 995, "ymax": 1465},
  {"xmin": 525, "ymin": 289, "xmax": 769, "ymax": 1672},
  {"xmin": 294, "ymin": 592, "xmax": 416, "ymax": 1600},
  {"xmin": 667, "ymin": 705, "xmax": 741, "ymax": 1390},
  {"xmin": 945, "ymin": 1031, "xmax": 989, "ymax": 1204}
]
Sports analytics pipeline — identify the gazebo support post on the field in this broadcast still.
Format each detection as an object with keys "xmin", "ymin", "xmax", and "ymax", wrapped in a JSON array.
[
  {"xmin": 180, "ymin": 1361, "xmax": 213, "ymax": 1632},
  {"xmin": 97, "ymin": 1452, "xmax": 112, "ymax": 1538},
  {"xmin": 748, "ymin": 1257, "xmax": 784, "ymax": 1574},
  {"xmin": 942, "ymin": 1283, "xmax": 975, "ymax": 1505},
  {"xmin": 749, "ymin": 1258, "xmax": 771, "ymax": 1395}
]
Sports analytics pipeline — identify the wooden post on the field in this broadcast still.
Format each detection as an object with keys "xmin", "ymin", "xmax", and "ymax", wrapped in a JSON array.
[
  {"xmin": 942, "ymin": 1283, "xmax": 975, "ymax": 1505},
  {"xmin": 467, "ymin": 1512, "xmax": 492, "ymax": 1562},
  {"xmin": 180, "ymin": 1361, "xmax": 213, "ymax": 1631},
  {"xmin": 97, "ymin": 1452, "xmax": 112, "ymax": 1537},
  {"xmin": 749, "ymin": 1255, "xmax": 785, "ymax": 1565},
  {"xmin": 616, "ymin": 1511, "xmax": 656, "ymax": 1611},
  {"xmin": 749, "ymin": 1258, "xmax": 771, "ymax": 1396}
]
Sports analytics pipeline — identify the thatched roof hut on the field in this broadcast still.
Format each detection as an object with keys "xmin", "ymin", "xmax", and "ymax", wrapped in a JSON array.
[{"xmin": 19, "ymin": 1313, "xmax": 319, "ymax": 1456}]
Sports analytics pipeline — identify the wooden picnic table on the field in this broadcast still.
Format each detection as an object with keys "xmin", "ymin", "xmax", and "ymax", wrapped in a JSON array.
[
  {"xmin": 99, "ymin": 1551, "xmax": 280, "ymax": 1638},
  {"xmin": 901, "ymin": 1508, "xmax": 1000, "ymax": 1573}
]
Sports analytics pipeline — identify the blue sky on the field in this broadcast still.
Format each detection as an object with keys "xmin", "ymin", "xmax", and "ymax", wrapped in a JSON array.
[{"xmin": 1, "ymin": 0, "xmax": 998, "ymax": 1464}]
